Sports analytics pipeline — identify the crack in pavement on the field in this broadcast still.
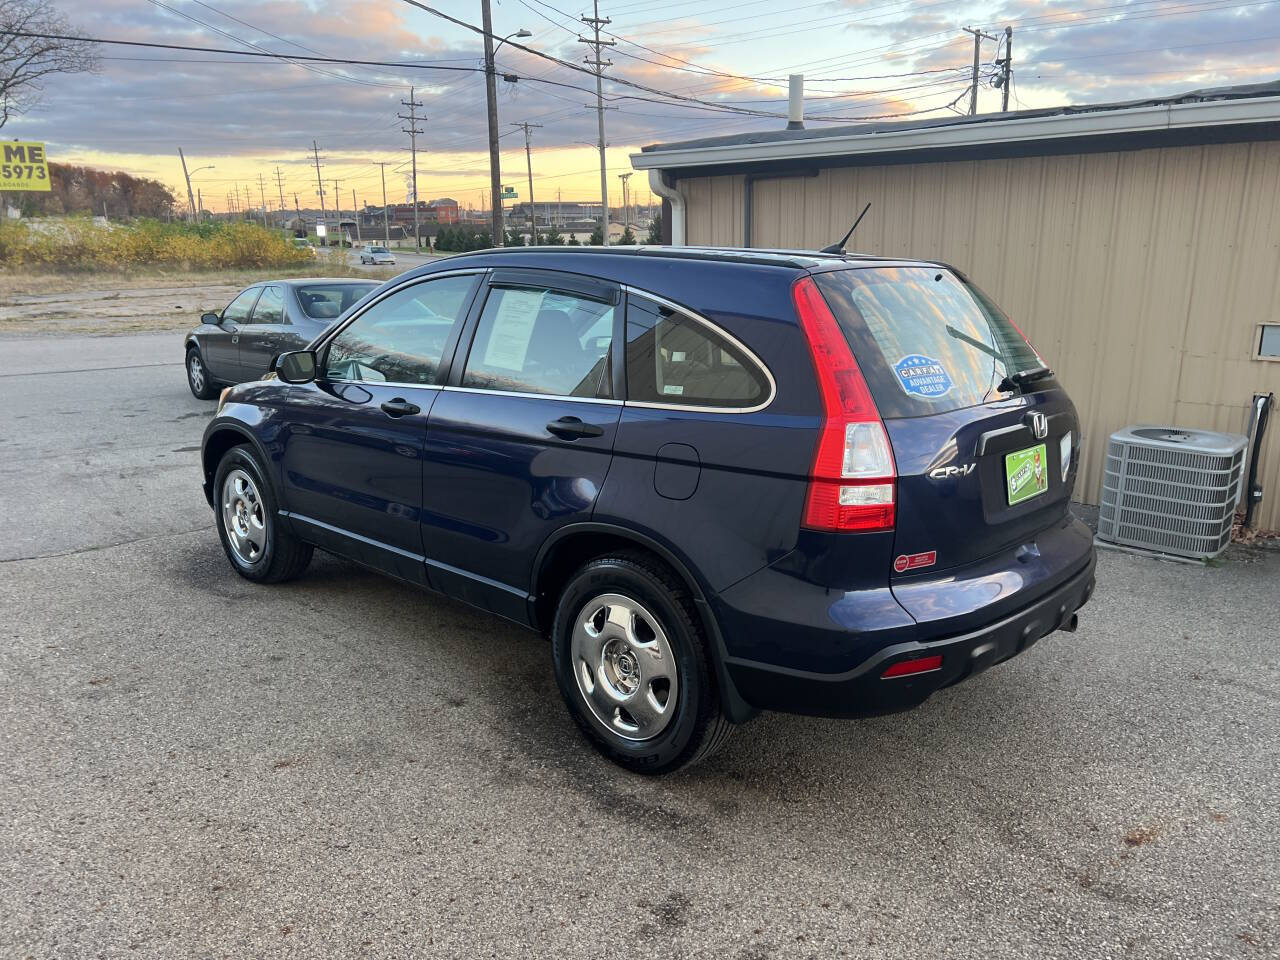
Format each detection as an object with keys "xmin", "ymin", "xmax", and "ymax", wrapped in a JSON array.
[
  {"xmin": 1, "ymin": 524, "xmax": 214, "ymax": 563},
  {"xmin": 0, "ymin": 361, "xmax": 184, "ymax": 379}
]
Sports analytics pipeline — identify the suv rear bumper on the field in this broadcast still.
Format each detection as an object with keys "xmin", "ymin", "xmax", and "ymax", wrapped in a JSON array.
[{"xmin": 721, "ymin": 548, "xmax": 1096, "ymax": 718}]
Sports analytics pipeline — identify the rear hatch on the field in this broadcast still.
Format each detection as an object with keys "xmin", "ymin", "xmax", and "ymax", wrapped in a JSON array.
[{"xmin": 811, "ymin": 265, "xmax": 1080, "ymax": 578}]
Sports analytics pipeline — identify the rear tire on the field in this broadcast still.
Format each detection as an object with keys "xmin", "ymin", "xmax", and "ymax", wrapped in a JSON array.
[
  {"xmin": 186, "ymin": 346, "xmax": 218, "ymax": 400},
  {"xmin": 552, "ymin": 552, "xmax": 734, "ymax": 774},
  {"xmin": 213, "ymin": 444, "xmax": 312, "ymax": 583}
]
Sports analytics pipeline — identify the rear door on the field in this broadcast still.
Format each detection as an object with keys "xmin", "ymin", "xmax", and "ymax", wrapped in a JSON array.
[
  {"xmin": 421, "ymin": 268, "xmax": 621, "ymax": 622},
  {"xmin": 811, "ymin": 266, "xmax": 1081, "ymax": 577}
]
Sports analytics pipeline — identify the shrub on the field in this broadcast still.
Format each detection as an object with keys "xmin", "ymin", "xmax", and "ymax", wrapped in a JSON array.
[{"xmin": 0, "ymin": 218, "xmax": 313, "ymax": 271}]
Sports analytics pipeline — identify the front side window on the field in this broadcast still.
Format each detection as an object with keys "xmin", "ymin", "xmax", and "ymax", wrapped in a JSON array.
[
  {"xmin": 324, "ymin": 275, "xmax": 477, "ymax": 384},
  {"xmin": 222, "ymin": 287, "xmax": 260, "ymax": 324},
  {"xmin": 296, "ymin": 283, "xmax": 378, "ymax": 321},
  {"xmin": 625, "ymin": 296, "xmax": 769, "ymax": 409},
  {"xmin": 462, "ymin": 285, "xmax": 614, "ymax": 398},
  {"xmin": 250, "ymin": 285, "xmax": 285, "ymax": 324}
]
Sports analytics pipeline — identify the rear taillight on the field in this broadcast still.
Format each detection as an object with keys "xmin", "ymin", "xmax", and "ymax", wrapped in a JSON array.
[{"xmin": 792, "ymin": 275, "xmax": 896, "ymax": 532}]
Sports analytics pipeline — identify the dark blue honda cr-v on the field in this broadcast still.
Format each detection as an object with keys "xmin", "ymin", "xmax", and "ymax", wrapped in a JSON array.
[{"xmin": 200, "ymin": 246, "xmax": 1095, "ymax": 773}]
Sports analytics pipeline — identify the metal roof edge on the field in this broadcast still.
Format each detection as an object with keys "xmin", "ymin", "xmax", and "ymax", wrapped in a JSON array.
[{"xmin": 630, "ymin": 95, "xmax": 1280, "ymax": 171}]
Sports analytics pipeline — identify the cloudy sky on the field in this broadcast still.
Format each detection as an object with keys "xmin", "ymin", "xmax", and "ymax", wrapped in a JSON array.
[{"xmin": 9, "ymin": 0, "xmax": 1280, "ymax": 213}]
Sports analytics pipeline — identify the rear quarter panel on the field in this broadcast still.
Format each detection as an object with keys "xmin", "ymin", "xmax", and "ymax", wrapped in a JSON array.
[{"xmin": 593, "ymin": 262, "xmax": 822, "ymax": 595}]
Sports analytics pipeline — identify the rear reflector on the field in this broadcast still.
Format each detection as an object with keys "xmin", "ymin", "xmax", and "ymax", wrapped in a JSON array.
[
  {"xmin": 792, "ymin": 275, "xmax": 896, "ymax": 532},
  {"xmin": 881, "ymin": 655, "xmax": 943, "ymax": 679}
]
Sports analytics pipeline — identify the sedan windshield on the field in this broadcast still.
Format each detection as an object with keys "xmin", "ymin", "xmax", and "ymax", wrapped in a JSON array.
[{"xmin": 295, "ymin": 283, "xmax": 377, "ymax": 320}]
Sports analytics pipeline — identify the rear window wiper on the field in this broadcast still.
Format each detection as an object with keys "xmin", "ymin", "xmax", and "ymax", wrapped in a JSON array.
[
  {"xmin": 944, "ymin": 325, "xmax": 1052, "ymax": 392},
  {"xmin": 998, "ymin": 366, "xmax": 1055, "ymax": 393},
  {"xmin": 945, "ymin": 323, "xmax": 1006, "ymax": 363}
]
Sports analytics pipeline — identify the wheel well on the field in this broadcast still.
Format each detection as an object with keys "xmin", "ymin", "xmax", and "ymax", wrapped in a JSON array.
[
  {"xmin": 202, "ymin": 428, "xmax": 248, "ymax": 486},
  {"xmin": 532, "ymin": 531, "xmax": 703, "ymax": 636}
]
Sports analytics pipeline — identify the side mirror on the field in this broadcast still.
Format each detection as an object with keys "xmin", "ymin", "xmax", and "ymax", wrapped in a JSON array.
[
  {"xmin": 201, "ymin": 311, "xmax": 221, "ymax": 325},
  {"xmin": 276, "ymin": 350, "xmax": 318, "ymax": 384}
]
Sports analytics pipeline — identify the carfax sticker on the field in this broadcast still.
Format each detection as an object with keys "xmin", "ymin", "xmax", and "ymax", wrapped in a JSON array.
[{"xmin": 893, "ymin": 354, "xmax": 953, "ymax": 399}]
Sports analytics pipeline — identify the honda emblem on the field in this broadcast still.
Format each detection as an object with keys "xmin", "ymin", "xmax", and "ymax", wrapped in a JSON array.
[{"xmin": 1030, "ymin": 412, "xmax": 1048, "ymax": 439}]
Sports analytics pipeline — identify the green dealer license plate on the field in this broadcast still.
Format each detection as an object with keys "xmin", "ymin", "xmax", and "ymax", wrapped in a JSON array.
[{"xmin": 1005, "ymin": 443, "xmax": 1049, "ymax": 506}]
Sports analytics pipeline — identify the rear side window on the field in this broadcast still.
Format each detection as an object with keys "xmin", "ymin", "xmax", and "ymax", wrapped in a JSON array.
[
  {"xmin": 250, "ymin": 285, "xmax": 284, "ymax": 324},
  {"xmin": 625, "ymin": 296, "xmax": 769, "ymax": 409},
  {"xmin": 812, "ymin": 267, "xmax": 1043, "ymax": 418},
  {"xmin": 296, "ymin": 283, "xmax": 378, "ymax": 321},
  {"xmin": 462, "ymin": 286, "xmax": 614, "ymax": 399}
]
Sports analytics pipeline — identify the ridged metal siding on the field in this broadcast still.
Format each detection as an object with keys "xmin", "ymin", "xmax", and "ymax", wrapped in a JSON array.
[{"xmin": 680, "ymin": 140, "xmax": 1280, "ymax": 530}]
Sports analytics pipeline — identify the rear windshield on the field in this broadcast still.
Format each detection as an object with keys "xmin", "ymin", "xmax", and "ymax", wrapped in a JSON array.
[
  {"xmin": 296, "ymin": 283, "xmax": 377, "ymax": 321},
  {"xmin": 813, "ymin": 266, "xmax": 1043, "ymax": 418}
]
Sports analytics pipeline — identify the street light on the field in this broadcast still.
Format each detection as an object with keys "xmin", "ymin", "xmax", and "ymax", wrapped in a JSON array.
[
  {"xmin": 188, "ymin": 165, "xmax": 215, "ymax": 223},
  {"xmin": 481, "ymin": 4, "xmax": 532, "ymax": 246}
]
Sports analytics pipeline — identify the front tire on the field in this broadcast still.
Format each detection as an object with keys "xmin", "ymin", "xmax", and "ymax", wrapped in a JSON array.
[
  {"xmin": 213, "ymin": 444, "xmax": 312, "ymax": 583},
  {"xmin": 551, "ymin": 552, "xmax": 734, "ymax": 774},
  {"xmin": 186, "ymin": 346, "xmax": 218, "ymax": 400}
]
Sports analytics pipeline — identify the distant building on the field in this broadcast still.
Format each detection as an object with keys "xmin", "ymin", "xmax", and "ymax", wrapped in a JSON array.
[{"xmin": 358, "ymin": 198, "xmax": 460, "ymax": 234}]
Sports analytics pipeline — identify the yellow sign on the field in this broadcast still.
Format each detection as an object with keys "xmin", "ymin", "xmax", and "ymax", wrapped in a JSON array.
[{"xmin": 1, "ymin": 141, "xmax": 51, "ymax": 191}]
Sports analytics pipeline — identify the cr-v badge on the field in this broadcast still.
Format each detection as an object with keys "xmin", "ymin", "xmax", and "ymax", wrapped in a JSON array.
[{"xmin": 929, "ymin": 463, "xmax": 975, "ymax": 480}]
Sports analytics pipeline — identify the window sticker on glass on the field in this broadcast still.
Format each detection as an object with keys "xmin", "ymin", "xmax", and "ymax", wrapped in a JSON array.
[
  {"xmin": 893, "ymin": 354, "xmax": 954, "ymax": 399},
  {"xmin": 482, "ymin": 289, "xmax": 544, "ymax": 371}
]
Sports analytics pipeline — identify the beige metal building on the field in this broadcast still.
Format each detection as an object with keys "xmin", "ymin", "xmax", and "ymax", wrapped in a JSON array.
[{"xmin": 633, "ymin": 84, "xmax": 1280, "ymax": 529}]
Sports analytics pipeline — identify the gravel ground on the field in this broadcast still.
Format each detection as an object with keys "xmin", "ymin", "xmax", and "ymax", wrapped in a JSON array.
[{"xmin": 1, "ymin": 331, "xmax": 1277, "ymax": 959}]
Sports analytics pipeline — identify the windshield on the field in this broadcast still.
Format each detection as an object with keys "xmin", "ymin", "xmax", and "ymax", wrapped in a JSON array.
[
  {"xmin": 370, "ymin": 246, "xmax": 388, "ymax": 253},
  {"xmin": 295, "ymin": 283, "xmax": 377, "ymax": 321},
  {"xmin": 812, "ymin": 266, "xmax": 1044, "ymax": 418}
]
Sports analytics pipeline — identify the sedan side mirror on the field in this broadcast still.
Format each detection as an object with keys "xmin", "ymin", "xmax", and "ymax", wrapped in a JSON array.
[
  {"xmin": 201, "ymin": 311, "xmax": 221, "ymax": 325},
  {"xmin": 276, "ymin": 350, "xmax": 318, "ymax": 384}
]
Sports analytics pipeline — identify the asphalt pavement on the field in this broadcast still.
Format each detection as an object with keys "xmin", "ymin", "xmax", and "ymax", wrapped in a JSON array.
[{"xmin": 1, "ymin": 330, "xmax": 1278, "ymax": 959}]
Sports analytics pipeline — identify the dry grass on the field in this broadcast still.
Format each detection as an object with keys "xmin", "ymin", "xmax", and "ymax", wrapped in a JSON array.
[{"xmin": 0, "ymin": 262, "xmax": 399, "ymax": 337}]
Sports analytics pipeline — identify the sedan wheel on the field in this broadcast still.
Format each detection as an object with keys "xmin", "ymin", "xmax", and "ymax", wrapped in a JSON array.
[
  {"xmin": 220, "ymin": 468, "xmax": 268, "ymax": 565},
  {"xmin": 186, "ymin": 347, "xmax": 217, "ymax": 399}
]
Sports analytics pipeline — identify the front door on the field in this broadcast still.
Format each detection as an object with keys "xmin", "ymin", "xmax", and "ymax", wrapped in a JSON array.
[
  {"xmin": 421, "ymin": 270, "xmax": 622, "ymax": 622},
  {"xmin": 204, "ymin": 286, "xmax": 260, "ymax": 382},
  {"xmin": 277, "ymin": 272, "xmax": 483, "ymax": 582}
]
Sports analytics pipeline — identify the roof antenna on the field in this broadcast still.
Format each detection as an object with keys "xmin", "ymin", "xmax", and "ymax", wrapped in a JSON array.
[{"xmin": 820, "ymin": 202, "xmax": 871, "ymax": 254}]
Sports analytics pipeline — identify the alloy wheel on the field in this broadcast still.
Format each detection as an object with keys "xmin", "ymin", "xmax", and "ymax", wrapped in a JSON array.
[
  {"xmin": 188, "ymin": 352, "xmax": 205, "ymax": 392},
  {"xmin": 570, "ymin": 593, "xmax": 678, "ymax": 741},
  {"xmin": 221, "ymin": 468, "xmax": 267, "ymax": 565}
]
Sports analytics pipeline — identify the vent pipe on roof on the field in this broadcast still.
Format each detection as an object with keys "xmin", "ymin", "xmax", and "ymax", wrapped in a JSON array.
[{"xmin": 787, "ymin": 74, "xmax": 805, "ymax": 130}]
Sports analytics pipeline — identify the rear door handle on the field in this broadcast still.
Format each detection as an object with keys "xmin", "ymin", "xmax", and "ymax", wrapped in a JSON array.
[
  {"xmin": 547, "ymin": 416, "xmax": 604, "ymax": 440},
  {"xmin": 380, "ymin": 398, "xmax": 421, "ymax": 418}
]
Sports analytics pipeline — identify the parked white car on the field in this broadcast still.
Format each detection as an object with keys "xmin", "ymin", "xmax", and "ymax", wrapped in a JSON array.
[{"xmin": 359, "ymin": 244, "xmax": 396, "ymax": 265}]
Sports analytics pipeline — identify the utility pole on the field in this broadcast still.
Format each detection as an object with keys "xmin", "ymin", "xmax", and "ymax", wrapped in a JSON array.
[
  {"xmin": 997, "ymin": 26, "xmax": 1013, "ymax": 112},
  {"xmin": 481, "ymin": 0, "xmax": 504, "ymax": 247},
  {"xmin": 399, "ymin": 87, "xmax": 424, "ymax": 249},
  {"xmin": 962, "ymin": 26, "xmax": 998, "ymax": 116},
  {"xmin": 258, "ymin": 172, "xmax": 269, "ymax": 228},
  {"xmin": 274, "ymin": 166, "xmax": 287, "ymax": 217},
  {"xmin": 617, "ymin": 172, "xmax": 632, "ymax": 239},
  {"xmin": 352, "ymin": 189, "xmax": 361, "ymax": 244},
  {"xmin": 293, "ymin": 192, "xmax": 302, "ymax": 233},
  {"xmin": 579, "ymin": 1, "xmax": 615, "ymax": 245},
  {"xmin": 196, "ymin": 188, "xmax": 203, "ymax": 224},
  {"xmin": 311, "ymin": 140, "xmax": 327, "ymax": 242},
  {"xmin": 178, "ymin": 147, "xmax": 198, "ymax": 223},
  {"xmin": 511, "ymin": 121, "xmax": 542, "ymax": 245},
  {"xmin": 378, "ymin": 162, "xmax": 390, "ymax": 247},
  {"xmin": 332, "ymin": 178, "xmax": 342, "ymax": 248}
]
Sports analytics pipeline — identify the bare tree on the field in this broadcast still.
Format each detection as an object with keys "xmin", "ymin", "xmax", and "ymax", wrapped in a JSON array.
[{"xmin": 0, "ymin": 0, "xmax": 98, "ymax": 129}]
